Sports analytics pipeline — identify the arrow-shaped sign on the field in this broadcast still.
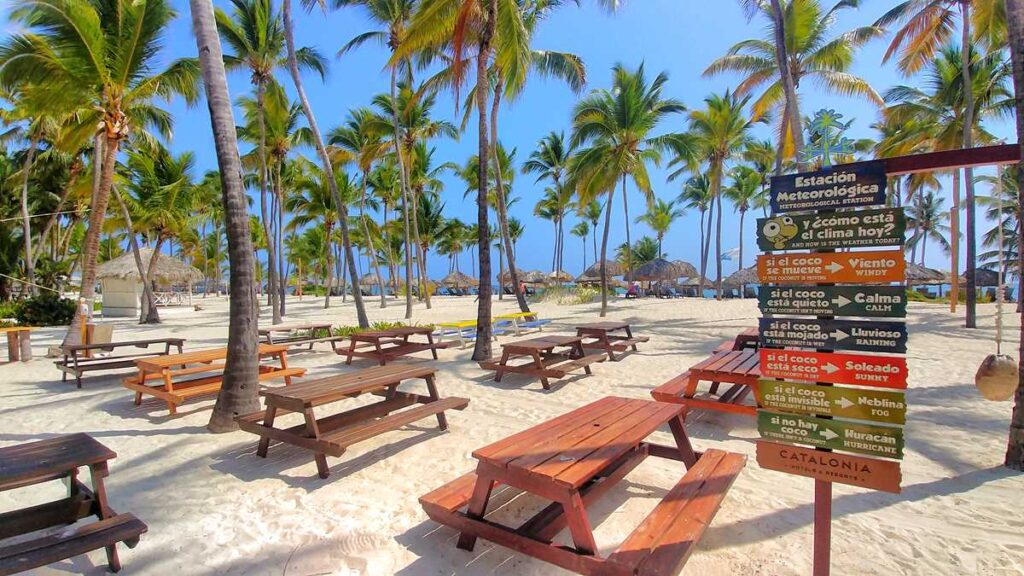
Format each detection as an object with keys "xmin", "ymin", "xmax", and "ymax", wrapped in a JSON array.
[
  {"xmin": 760, "ymin": 286, "xmax": 907, "ymax": 318},
  {"xmin": 822, "ymin": 362, "xmax": 840, "ymax": 374},
  {"xmin": 821, "ymin": 429, "xmax": 839, "ymax": 440},
  {"xmin": 833, "ymin": 328, "xmax": 850, "ymax": 341},
  {"xmin": 757, "ymin": 379, "xmax": 907, "ymax": 424},
  {"xmin": 833, "ymin": 295, "xmax": 853, "ymax": 308},
  {"xmin": 759, "ymin": 349, "xmax": 908, "ymax": 389},
  {"xmin": 757, "ymin": 250, "xmax": 905, "ymax": 284},
  {"xmin": 758, "ymin": 410, "xmax": 905, "ymax": 459},
  {"xmin": 826, "ymin": 262, "xmax": 844, "ymax": 273},
  {"xmin": 759, "ymin": 318, "xmax": 908, "ymax": 353},
  {"xmin": 836, "ymin": 397, "xmax": 855, "ymax": 409}
]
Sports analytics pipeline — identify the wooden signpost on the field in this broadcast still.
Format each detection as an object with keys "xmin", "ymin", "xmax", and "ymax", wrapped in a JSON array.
[
  {"xmin": 755, "ymin": 442, "xmax": 902, "ymax": 493},
  {"xmin": 757, "ymin": 411, "xmax": 904, "ymax": 459},
  {"xmin": 759, "ymin": 285, "xmax": 908, "ymax": 318},
  {"xmin": 759, "ymin": 349, "xmax": 908, "ymax": 388},
  {"xmin": 759, "ymin": 318, "xmax": 908, "ymax": 353},
  {"xmin": 757, "ymin": 250, "xmax": 906, "ymax": 284},
  {"xmin": 758, "ymin": 379, "xmax": 907, "ymax": 424},
  {"xmin": 757, "ymin": 208, "xmax": 906, "ymax": 251},
  {"xmin": 769, "ymin": 160, "xmax": 888, "ymax": 213}
]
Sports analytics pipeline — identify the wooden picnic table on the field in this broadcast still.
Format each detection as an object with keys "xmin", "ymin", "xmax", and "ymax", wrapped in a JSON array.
[
  {"xmin": 731, "ymin": 327, "xmax": 759, "ymax": 350},
  {"xmin": 651, "ymin": 348, "xmax": 761, "ymax": 416},
  {"xmin": 338, "ymin": 326, "xmax": 448, "ymax": 366},
  {"xmin": 0, "ymin": 434, "xmax": 147, "ymax": 574},
  {"xmin": 0, "ymin": 326, "xmax": 33, "ymax": 363},
  {"xmin": 479, "ymin": 335, "xmax": 606, "ymax": 390},
  {"xmin": 259, "ymin": 322, "xmax": 340, "ymax": 350},
  {"xmin": 122, "ymin": 343, "xmax": 305, "ymax": 416},
  {"xmin": 420, "ymin": 396, "xmax": 746, "ymax": 575},
  {"xmin": 236, "ymin": 363, "xmax": 469, "ymax": 478},
  {"xmin": 57, "ymin": 337, "xmax": 186, "ymax": 388},
  {"xmin": 575, "ymin": 321, "xmax": 649, "ymax": 361}
]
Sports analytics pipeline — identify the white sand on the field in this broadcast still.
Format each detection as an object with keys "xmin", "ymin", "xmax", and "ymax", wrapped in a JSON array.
[{"xmin": 2, "ymin": 294, "xmax": 1023, "ymax": 575}]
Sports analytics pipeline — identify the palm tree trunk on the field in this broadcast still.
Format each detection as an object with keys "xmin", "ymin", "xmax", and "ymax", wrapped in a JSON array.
[
  {"xmin": 599, "ymin": 188, "xmax": 615, "ymax": 317},
  {"xmin": 621, "ymin": 175, "xmax": 632, "ymax": 279},
  {"xmin": 190, "ymin": 0, "xmax": 260, "ymax": 432},
  {"xmin": 324, "ymin": 223, "xmax": 333, "ymax": 308},
  {"xmin": 360, "ymin": 175, "xmax": 388, "ymax": 308},
  {"xmin": 738, "ymin": 209, "xmax": 745, "ymax": 297},
  {"xmin": 255, "ymin": 81, "xmax": 280, "ymax": 324},
  {"xmin": 32, "ymin": 159, "xmax": 79, "ymax": 270},
  {"xmin": 961, "ymin": 1, "xmax": 977, "ymax": 328},
  {"xmin": 410, "ymin": 182, "xmax": 431, "ymax": 308},
  {"xmin": 489, "ymin": 84, "xmax": 530, "ymax": 312},
  {"xmin": 701, "ymin": 201, "xmax": 714, "ymax": 297},
  {"xmin": 143, "ymin": 236, "xmax": 166, "ymax": 324},
  {"xmin": 113, "ymin": 188, "xmax": 159, "ymax": 324},
  {"xmin": 472, "ymin": 0, "xmax": 497, "ymax": 361},
  {"xmin": 769, "ymin": 0, "xmax": 806, "ymax": 171},
  {"xmin": 274, "ymin": 166, "xmax": 286, "ymax": 317},
  {"xmin": 282, "ymin": 0, "xmax": 368, "ymax": 328},
  {"xmin": 951, "ymin": 170, "xmax": 961, "ymax": 312},
  {"xmin": 1008, "ymin": 0, "xmax": 1024, "ymax": 470},
  {"xmin": 389, "ymin": 68, "xmax": 415, "ymax": 319},
  {"xmin": 715, "ymin": 189, "xmax": 724, "ymax": 300},
  {"xmin": 19, "ymin": 133, "xmax": 39, "ymax": 295},
  {"xmin": 61, "ymin": 133, "xmax": 120, "ymax": 348}
]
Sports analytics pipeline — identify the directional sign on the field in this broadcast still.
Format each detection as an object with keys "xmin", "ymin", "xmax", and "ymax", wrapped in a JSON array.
[
  {"xmin": 756, "ymin": 441, "xmax": 902, "ymax": 493},
  {"xmin": 757, "ymin": 410, "xmax": 904, "ymax": 459},
  {"xmin": 770, "ymin": 161, "xmax": 887, "ymax": 213},
  {"xmin": 759, "ymin": 318, "xmax": 908, "ymax": 354},
  {"xmin": 757, "ymin": 208, "xmax": 905, "ymax": 251},
  {"xmin": 757, "ymin": 379, "xmax": 907, "ymax": 424},
  {"xmin": 757, "ymin": 250, "xmax": 905, "ymax": 284},
  {"xmin": 758, "ymin": 285, "xmax": 907, "ymax": 318},
  {"xmin": 759, "ymin": 349, "xmax": 908, "ymax": 389}
]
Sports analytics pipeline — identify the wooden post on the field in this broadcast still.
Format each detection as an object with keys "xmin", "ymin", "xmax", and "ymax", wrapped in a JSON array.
[
  {"xmin": 813, "ymin": 479, "xmax": 832, "ymax": 576},
  {"xmin": 18, "ymin": 330, "xmax": 31, "ymax": 361},
  {"xmin": 6, "ymin": 332, "xmax": 19, "ymax": 362}
]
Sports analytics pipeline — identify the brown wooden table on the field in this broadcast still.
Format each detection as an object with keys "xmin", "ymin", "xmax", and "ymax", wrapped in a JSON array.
[
  {"xmin": 420, "ymin": 396, "xmax": 746, "ymax": 575},
  {"xmin": 259, "ymin": 322, "xmax": 340, "ymax": 350},
  {"xmin": 0, "ymin": 434, "xmax": 147, "ymax": 574},
  {"xmin": 123, "ymin": 343, "xmax": 305, "ymax": 415},
  {"xmin": 237, "ymin": 363, "xmax": 469, "ymax": 478},
  {"xmin": 338, "ymin": 326, "xmax": 448, "ymax": 366},
  {"xmin": 57, "ymin": 338, "xmax": 186, "ymax": 388},
  {"xmin": 651, "ymin": 348, "xmax": 761, "ymax": 416},
  {"xmin": 732, "ymin": 327, "xmax": 760, "ymax": 350},
  {"xmin": 479, "ymin": 335, "xmax": 605, "ymax": 390},
  {"xmin": 575, "ymin": 321, "xmax": 649, "ymax": 361}
]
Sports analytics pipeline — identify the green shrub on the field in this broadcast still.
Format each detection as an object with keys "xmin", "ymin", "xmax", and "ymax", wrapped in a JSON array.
[
  {"xmin": 15, "ymin": 294, "xmax": 77, "ymax": 326},
  {"xmin": 332, "ymin": 320, "xmax": 435, "ymax": 338},
  {"xmin": 0, "ymin": 301, "xmax": 18, "ymax": 319}
]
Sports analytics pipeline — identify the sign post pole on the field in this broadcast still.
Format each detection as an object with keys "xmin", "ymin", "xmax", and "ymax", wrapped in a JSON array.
[{"xmin": 813, "ymin": 479, "xmax": 832, "ymax": 576}]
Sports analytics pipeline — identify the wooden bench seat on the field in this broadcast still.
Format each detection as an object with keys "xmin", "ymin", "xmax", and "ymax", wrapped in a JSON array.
[
  {"xmin": 320, "ymin": 396, "xmax": 469, "ymax": 448},
  {"xmin": 122, "ymin": 367, "xmax": 306, "ymax": 406},
  {"xmin": 56, "ymin": 338, "xmax": 185, "ymax": 388},
  {"xmin": 650, "ymin": 371, "xmax": 691, "ymax": 403},
  {"xmin": 605, "ymin": 449, "xmax": 745, "ymax": 575},
  {"xmin": 598, "ymin": 336, "xmax": 650, "ymax": 352},
  {"xmin": 544, "ymin": 354, "xmax": 607, "ymax": 377},
  {"xmin": 0, "ymin": 513, "xmax": 147, "ymax": 575}
]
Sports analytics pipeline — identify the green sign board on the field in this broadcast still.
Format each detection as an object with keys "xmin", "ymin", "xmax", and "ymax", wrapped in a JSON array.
[
  {"xmin": 770, "ymin": 160, "xmax": 887, "ymax": 213},
  {"xmin": 758, "ymin": 380, "xmax": 907, "ymax": 424},
  {"xmin": 757, "ymin": 208, "xmax": 905, "ymax": 251},
  {"xmin": 758, "ymin": 285, "xmax": 907, "ymax": 318},
  {"xmin": 759, "ymin": 318, "xmax": 907, "ymax": 354},
  {"xmin": 757, "ymin": 410, "xmax": 904, "ymax": 459}
]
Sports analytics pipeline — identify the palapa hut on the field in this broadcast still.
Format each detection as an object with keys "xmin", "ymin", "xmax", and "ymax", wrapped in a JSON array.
[
  {"xmin": 905, "ymin": 263, "xmax": 947, "ymax": 286},
  {"xmin": 575, "ymin": 273, "xmax": 625, "ymax": 288},
  {"xmin": 522, "ymin": 270, "xmax": 547, "ymax": 284},
  {"xmin": 548, "ymin": 270, "xmax": 573, "ymax": 283},
  {"xmin": 723, "ymin": 266, "xmax": 758, "ymax": 288},
  {"xmin": 583, "ymin": 260, "xmax": 623, "ymax": 278},
  {"xmin": 960, "ymin": 268, "xmax": 1001, "ymax": 287},
  {"xmin": 440, "ymin": 271, "xmax": 478, "ymax": 289},
  {"xmin": 624, "ymin": 258, "xmax": 684, "ymax": 282},
  {"xmin": 96, "ymin": 248, "xmax": 201, "ymax": 317},
  {"xmin": 670, "ymin": 260, "xmax": 699, "ymax": 278}
]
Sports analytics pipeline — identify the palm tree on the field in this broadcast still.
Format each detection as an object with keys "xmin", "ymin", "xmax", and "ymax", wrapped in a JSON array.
[
  {"xmin": 524, "ymin": 131, "xmax": 577, "ymax": 273},
  {"xmin": 281, "ymin": 0, "xmax": 368, "ymax": 326},
  {"xmin": 570, "ymin": 221, "xmax": 590, "ymax": 270},
  {"xmin": 576, "ymin": 199, "xmax": 603, "ymax": 270},
  {"xmin": 743, "ymin": 139, "xmax": 776, "ymax": 215},
  {"xmin": 329, "ymin": 107, "xmax": 391, "ymax": 307},
  {"xmin": 570, "ymin": 63, "xmax": 685, "ymax": 316},
  {"xmin": 216, "ymin": 0, "xmax": 327, "ymax": 324},
  {"xmin": 1, "ymin": 0, "xmax": 200, "ymax": 346},
  {"xmin": 876, "ymin": 0, "xmax": 1003, "ymax": 328},
  {"xmin": 636, "ymin": 198, "xmax": 684, "ymax": 258},
  {"xmin": 287, "ymin": 159, "xmax": 340, "ymax": 308},
  {"xmin": 719, "ymin": 0, "xmax": 882, "ymax": 171},
  {"xmin": 407, "ymin": 141, "xmax": 453, "ymax": 306},
  {"xmin": 905, "ymin": 190, "xmax": 952, "ymax": 265},
  {"xmin": 724, "ymin": 165, "xmax": 763, "ymax": 273},
  {"xmin": 188, "ymin": 0, "xmax": 261, "ymax": 432},
  {"xmin": 685, "ymin": 91, "xmax": 756, "ymax": 299},
  {"xmin": 1004, "ymin": 0, "xmax": 1024, "ymax": 472}
]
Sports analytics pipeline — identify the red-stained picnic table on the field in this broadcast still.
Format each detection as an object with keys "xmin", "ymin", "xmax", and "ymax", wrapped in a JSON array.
[
  {"xmin": 574, "ymin": 321, "xmax": 649, "ymax": 361},
  {"xmin": 730, "ymin": 327, "xmax": 760, "ymax": 351},
  {"xmin": 338, "ymin": 326, "xmax": 448, "ymax": 366},
  {"xmin": 419, "ymin": 396, "xmax": 746, "ymax": 575},
  {"xmin": 479, "ymin": 335, "xmax": 606, "ymax": 390},
  {"xmin": 651, "ymin": 348, "xmax": 761, "ymax": 417}
]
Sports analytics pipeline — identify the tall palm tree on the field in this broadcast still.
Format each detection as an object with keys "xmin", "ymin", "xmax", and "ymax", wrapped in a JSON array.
[
  {"xmin": 1, "ymin": 0, "xmax": 200, "ymax": 346},
  {"xmin": 724, "ymin": 164, "xmax": 763, "ymax": 273},
  {"xmin": 216, "ymin": 0, "xmax": 327, "ymax": 324},
  {"xmin": 287, "ymin": 158, "xmax": 340, "ymax": 308},
  {"xmin": 685, "ymin": 91, "xmax": 756, "ymax": 298},
  {"xmin": 407, "ymin": 141, "xmax": 453, "ymax": 307},
  {"xmin": 570, "ymin": 63, "xmax": 685, "ymax": 316},
  {"xmin": 570, "ymin": 221, "xmax": 590, "ymax": 270},
  {"xmin": 877, "ymin": 0, "xmax": 1003, "ymax": 328},
  {"xmin": 636, "ymin": 198, "xmax": 684, "ymax": 258},
  {"xmin": 1004, "ymin": 0, "xmax": 1024, "ymax": 472},
  {"xmin": 576, "ymin": 199, "xmax": 603, "ymax": 270},
  {"xmin": 534, "ymin": 189, "xmax": 563, "ymax": 272},
  {"xmin": 281, "ymin": 0, "xmax": 368, "ymax": 326},
  {"xmin": 524, "ymin": 131, "xmax": 577, "ymax": 273},
  {"xmin": 188, "ymin": 0, "xmax": 261, "ymax": 432},
  {"xmin": 905, "ymin": 190, "xmax": 952, "ymax": 265}
]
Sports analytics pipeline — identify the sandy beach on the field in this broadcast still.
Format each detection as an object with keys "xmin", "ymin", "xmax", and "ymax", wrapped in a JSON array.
[{"xmin": 2, "ymin": 295, "xmax": 1022, "ymax": 575}]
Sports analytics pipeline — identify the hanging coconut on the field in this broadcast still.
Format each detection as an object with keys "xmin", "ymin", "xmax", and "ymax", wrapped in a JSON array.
[{"xmin": 975, "ymin": 354, "xmax": 1019, "ymax": 401}]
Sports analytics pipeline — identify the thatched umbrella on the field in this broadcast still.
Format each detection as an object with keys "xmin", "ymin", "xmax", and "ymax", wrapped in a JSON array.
[
  {"xmin": 905, "ymin": 263, "xmax": 946, "ymax": 285},
  {"xmin": 582, "ymin": 260, "xmax": 623, "ymax": 278},
  {"xmin": 624, "ymin": 258, "xmax": 683, "ymax": 282},
  {"xmin": 440, "ymin": 271, "xmax": 478, "ymax": 288},
  {"xmin": 522, "ymin": 270, "xmax": 547, "ymax": 284},
  {"xmin": 670, "ymin": 259, "xmax": 699, "ymax": 278},
  {"xmin": 723, "ymin": 266, "xmax": 759, "ymax": 288},
  {"xmin": 96, "ymin": 247, "xmax": 202, "ymax": 284},
  {"xmin": 548, "ymin": 270, "xmax": 573, "ymax": 282},
  {"xmin": 359, "ymin": 273, "xmax": 382, "ymax": 287},
  {"xmin": 575, "ymin": 273, "xmax": 626, "ymax": 288},
  {"xmin": 959, "ymin": 268, "xmax": 1000, "ymax": 287},
  {"xmin": 680, "ymin": 275, "xmax": 713, "ymax": 287}
]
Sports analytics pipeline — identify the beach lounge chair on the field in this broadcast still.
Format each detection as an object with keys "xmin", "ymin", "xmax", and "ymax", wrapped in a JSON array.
[{"xmin": 433, "ymin": 320, "xmax": 513, "ymax": 349}]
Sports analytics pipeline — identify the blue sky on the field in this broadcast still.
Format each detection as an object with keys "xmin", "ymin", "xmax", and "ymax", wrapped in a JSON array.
[{"xmin": 5, "ymin": 0, "xmax": 1016, "ymax": 278}]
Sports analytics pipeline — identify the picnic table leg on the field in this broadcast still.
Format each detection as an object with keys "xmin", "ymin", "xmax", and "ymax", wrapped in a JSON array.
[
  {"xmin": 573, "ymin": 342, "xmax": 593, "ymax": 375},
  {"xmin": 494, "ymin": 349, "xmax": 511, "ymax": 382},
  {"xmin": 562, "ymin": 491, "xmax": 598, "ymax": 556},
  {"xmin": 668, "ymin": 415, "xmax": 699, "ymax": 468},
  {"xmin": 133, "ymin": 368, "xmax": 145, "ymax": 405},
  {"xmin": 625, "ymin": 325, "xmax": 639, "ymax": 351},
  {"xmin": 256, "ymin": 406, "xmax": 277, "ymax": 457},
  {"xmin": 278, "ymin": 351, "xmax": 294, "ymax": 385},
  {"xmin": 427, "ymin": 332, "xmax": 439, "ymax": 360},
  {"xmin": 162, "ymin": 371, "xmax": 177, "ymax": 416},
  {"xmin": 600, "ymin": 333, "xmax": 616, "ymax": 361},
  {"xmin": 374, "ymin": 339, "xmax": 387, "ymax": 366},
  {"xmin": 532, "ymin": 352, "xmax": 550, "ymax": 390},
  {"xmin": 424, "ymin": 374, "xmax": 448, "ymax": 431},
  {"xmin": 345, "ymin": 338, "xmax": 356, "ymax": 365},
  {"xmin": 302, "ymin": 408, "xmax": 330, "ymax": 479},
  {"xmin": 88, "ymin": 461, "xmax": 123, "ymax": 571},
  {"xmin": 456, "ymin": 472, "xmax": 495, "ymax": 551}
]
